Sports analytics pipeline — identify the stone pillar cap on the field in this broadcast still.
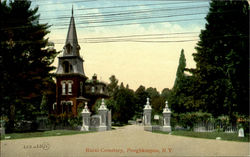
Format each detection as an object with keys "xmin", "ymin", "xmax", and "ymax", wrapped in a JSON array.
[
  {"xmin": 98, "ymin": 98, "xmax": 108, "ymax": 110},
  {"xmin": 163, "ymin": 101, "xmax": 171, "ymax": 113},
  {"xmin": 144, "ymin": 97, "xmax": 152, "ymax": 110},
  {"xmin": 82, "ymin": 102, "xmax": 91, "ymax": 113}
]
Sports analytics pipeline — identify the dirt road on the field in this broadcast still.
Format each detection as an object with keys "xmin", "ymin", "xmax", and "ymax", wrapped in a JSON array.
[{"xmin": 1, "ymin": 125, "xmax": 249, "ymax": 157}]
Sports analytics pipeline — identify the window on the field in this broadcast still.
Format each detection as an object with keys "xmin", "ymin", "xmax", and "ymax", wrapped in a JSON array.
[
  {"xmin": 91, "ymin": 86, "xmax": 95, "ymax": 93},
  {"xmin": 80, "ymin": 82, "xmax": 83, "ymax": 96},
  {"xmin": 61, "ymin": 101, "xmax": 67, "ymax": 113},
  {"xmin": 62, "ymin": 61, "xmax": 73, "ymax": 73},
  {"xmin": 63, "ymin": 61, "xmax": 69, "ymax": 73},
  {"xmin": 100, "ymin": 87, "xmax": 103, "ymax": 94},
  {"xmin": 62, "ymin": 82, "xmax": 66, "ymax": 95},
  {"xmin": 66, "ymin": 44, "xmax": 72, "ymax": 54},
  {"xmin": 68, "ymin": 82, "xmax": 72, "ymax": 95},
  {"xmin": 53, "ymin": 102, "xmax": 56, "ymax": 110}
]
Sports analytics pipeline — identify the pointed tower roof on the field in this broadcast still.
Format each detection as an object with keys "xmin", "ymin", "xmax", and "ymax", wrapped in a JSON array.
[
  {"xmin": 64, "ymin": 6, "xmax": 80, "ymax": 56},
  {"xmin": 56, "ymin": 7, "xmax": 86, "ymax": 76}
]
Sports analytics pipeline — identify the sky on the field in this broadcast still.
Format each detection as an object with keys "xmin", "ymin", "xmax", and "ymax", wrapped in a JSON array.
[{"xmin": 31, "ymin": 0, "xmax": 210, "ymax": 92}]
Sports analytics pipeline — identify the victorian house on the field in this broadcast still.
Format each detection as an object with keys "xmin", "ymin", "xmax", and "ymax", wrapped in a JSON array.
[{"xmin": 52, "ymin": 9, "xmax": 108, "ymax": 117}]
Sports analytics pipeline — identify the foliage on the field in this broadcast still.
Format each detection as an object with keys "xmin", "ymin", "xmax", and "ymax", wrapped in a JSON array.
[
  {"xmin": 105, "ymin": 75, "xmax": 137, "ymax": 124},
  {"xmin": 0, "ymin": 0, "xmax": 58, "ymax": 132},
  {"xmin": 168, "ymin": 1, "xmax": 249, "ymax": 121},
  {"xmin": 113, "ymin": 88, "xmax": 136, "ymax": 123},
  {"xmin": 191, "ymin": 0, "xmax": 249, "ymax": 117},
  {"xmin": 172, "ymin": 112, "xmax": 213, "ymax": 129},
  {"xmin": 168, "ymin": 49, "xmax": 198, "ymax": 113},
  {"xmin": 161, "ymin": 88, "xmax": 171, "ymax": 100},
  {"xmin": 106, "ymin": 75, "xmax": 119, "ymax": 96},
  {"xmin": 134, "ymin": 85, "xmax": 149, "ymax": 118}
]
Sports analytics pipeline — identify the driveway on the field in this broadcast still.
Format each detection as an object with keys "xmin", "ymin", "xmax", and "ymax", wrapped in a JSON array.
[{"xmin": 1, "ymin": 125, "xmax": 249, "ymax": 157}]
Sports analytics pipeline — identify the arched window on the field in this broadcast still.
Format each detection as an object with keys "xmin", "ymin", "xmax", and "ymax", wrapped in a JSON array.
[
  {"xmin": 63, "ymin": 61, "xmax": 73, "ymax": 73},
  {"xmin": 62, "ymin": 82, "xmax": 66, "ymax": 95},
  {"xmin": 68, "ymin": 82, "xmax": 72, "ymax": 95},
  {"xmin": 63, "ymin": 61, "xmax": 69, "ymax": 73}
]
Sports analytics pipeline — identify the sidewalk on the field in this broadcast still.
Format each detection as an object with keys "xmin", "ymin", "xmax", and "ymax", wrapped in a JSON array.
[{"xmin": 1, "ymin": 125, "xmax": 249, "ymax": 157}]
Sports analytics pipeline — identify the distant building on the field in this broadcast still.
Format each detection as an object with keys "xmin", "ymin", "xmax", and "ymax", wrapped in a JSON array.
[{"xmin": 52, "ymin": 8, "xmax": 108, "ymax": 117}]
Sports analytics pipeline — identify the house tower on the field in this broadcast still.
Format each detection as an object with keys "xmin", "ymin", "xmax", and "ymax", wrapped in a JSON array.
[{"xmin": 54, "ymin": 7, "xmax": 88, "ymax": 116}]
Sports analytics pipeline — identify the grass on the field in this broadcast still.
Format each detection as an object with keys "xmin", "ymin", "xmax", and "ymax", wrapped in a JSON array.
[
  {"xmin": 153, "ymin": 130, "xmax": 249, "ymax": 142},
  {"xmin": 1, "ymin": 130, "xmax": 93, "ymax": 140}
]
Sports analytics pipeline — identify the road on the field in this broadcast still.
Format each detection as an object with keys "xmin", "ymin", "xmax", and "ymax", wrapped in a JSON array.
[{"xmin": 1, "ymin": 125, "xmax": 249, "ymax": 157}]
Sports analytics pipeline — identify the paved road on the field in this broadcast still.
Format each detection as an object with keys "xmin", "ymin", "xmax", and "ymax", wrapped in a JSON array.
[{"xmin": 1, "ymin": 125, "xmax": 249, "ymax": 157}]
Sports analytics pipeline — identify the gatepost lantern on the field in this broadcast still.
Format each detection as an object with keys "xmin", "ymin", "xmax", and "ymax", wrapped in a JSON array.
[
  {"xmin": 98, "ymin": 98, "xmax": 108, "ymax": 131},
  {"xmin": 81, "ymin": 102, "xmax": 91, "ymax": 131},
  {"xmin": 162, "ymin": 101, "xmax": 171, "ymax": 132},
  {"xmin": 143, "ymin": 98, "xmax": 152, "ymax": 131}
]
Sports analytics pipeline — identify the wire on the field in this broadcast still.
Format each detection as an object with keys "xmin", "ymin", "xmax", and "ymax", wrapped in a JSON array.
[
  {"xmin": 31, "ymin": 0, "xmax": 97, "ymax": 6},
  {"xmin": 36, "ymin": 1, "xmax": 207, "ymax": 12},
  {"xmin": 54, "ymin": 18, "xmax": 203, "ymax": 29},
  {"xmin": 40, "ymin": 5, "xmax": 208, "ymax": 21}
]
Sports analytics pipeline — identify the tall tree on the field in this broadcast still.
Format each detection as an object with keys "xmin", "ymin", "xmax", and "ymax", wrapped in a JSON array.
[
  {"xmin": 192, "ymin": 0, "xmax": 249, "ymax": 118},
  {"xmin": 0, "ymin": 0, "xmax": 58, "ymax": 132},
  {"xmin": 173, "ymin": 49, "xmax": 186, "ymax": 88},
  {"xmin": 168, "ymin": 49, "xmax": 189, "ymax": 113}
]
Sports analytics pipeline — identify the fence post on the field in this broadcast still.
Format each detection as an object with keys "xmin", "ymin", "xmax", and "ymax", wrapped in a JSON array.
[
  {"xmin": 81, "ymin": 102, "xmax": 91, "ymax": 131},
  {"xmin": 162, "ymin": 101, "xmax": 171, "ymax": 132}
]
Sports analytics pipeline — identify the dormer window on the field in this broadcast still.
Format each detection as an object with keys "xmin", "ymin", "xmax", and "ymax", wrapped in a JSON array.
[
  {"xmin": 62, "ymin": 61, "xmax": 73, "ymax": 73},
  {"xmin": 66, "ymin": 43, "xmax": 72, "ymax": 54}
]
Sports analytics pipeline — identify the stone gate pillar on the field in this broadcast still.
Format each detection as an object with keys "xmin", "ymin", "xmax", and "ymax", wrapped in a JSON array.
[
  {"xmin": 143, "ymin": 98, "xmax": 152, "ymax": 131},
  {"xmin": 162, "ymin": 101, "xmax": 171, "ymax": 132},
  {"xmin": 98, "ymin": 98, "xmax": 108, "ymax": 131},
  {"xmin": 81, "ymin": 102, "xmax": 91, "ymax": 131}
]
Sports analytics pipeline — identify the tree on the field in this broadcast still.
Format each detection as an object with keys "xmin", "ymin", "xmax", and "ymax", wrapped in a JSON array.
[
  {"xmin": 107, "ymin": 75, "xmax": 119, "ymax": 96},
  {"xmin": 146, "ymin": 87, "xmax": 160, "ymax": 98},
  {"xmin": 0, "ymin": 0, "xmax": 58, "ymax": 132},
  {"xmin": 113, "ymin": 88, "xmax": 136, "ymax": 123},
  {"xmin": 168, "ymin": 49, "xmax": 190, "ymax": 113},
  {"xmin": 134, "ymin": 85, "xmax": 149, "ymax": 118},
  {"xmin": 173, "ymin": 49, "xmax": 186, "ymax": 88},
  {"xmin": 161, "ymin": 88, "xmax": 171, "ymax": 100},
  {"xmin": 192, "ymin": 0, "xmax": 249, "ymax": 118},
  {"xmin": 146, "ymin": 87, "xmax": 163, "ymax": 114}
]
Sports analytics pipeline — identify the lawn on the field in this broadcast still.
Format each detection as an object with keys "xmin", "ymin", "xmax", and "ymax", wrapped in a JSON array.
[
  {"xmin": 153, "ymin": 130, "xmax": 249, "ymax": 142},
  {"xmin": 1, "ymin": 130, "xmax": 93, "ymax": 140}
]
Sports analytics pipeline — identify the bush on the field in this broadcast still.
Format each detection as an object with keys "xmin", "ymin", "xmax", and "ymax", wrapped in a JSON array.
[{"xmin": 171, "ymin": 112, "xmax": 213, "ymax": 130}]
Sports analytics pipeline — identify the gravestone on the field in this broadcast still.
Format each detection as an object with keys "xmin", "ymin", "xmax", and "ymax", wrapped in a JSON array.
[
  {"xmin": 238, "ymin": 128, "xmax": 244, "ymax": 137},
  {"xmin": 162, "ymin": 101, "xmax": 171, "ymax": 132}
]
